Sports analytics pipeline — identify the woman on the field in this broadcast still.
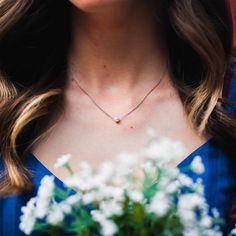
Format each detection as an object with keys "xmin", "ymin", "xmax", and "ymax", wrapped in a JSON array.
[{"xmin": 0, "ymin": 0, "xmax": 236, "ymax": 235}]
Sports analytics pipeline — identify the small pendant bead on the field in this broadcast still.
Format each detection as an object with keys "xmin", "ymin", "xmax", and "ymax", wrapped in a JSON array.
[{"xmin": 114, "ymin": 117, "xmax": 121, "ymax": 124}]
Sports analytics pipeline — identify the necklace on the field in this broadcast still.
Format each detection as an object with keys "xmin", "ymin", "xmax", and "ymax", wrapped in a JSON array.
[{"xmin": 71, "ymin": 65, "xmax": 167, "ymax": 124}]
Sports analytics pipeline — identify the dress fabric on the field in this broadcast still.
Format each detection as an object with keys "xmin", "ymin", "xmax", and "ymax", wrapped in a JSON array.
[{"xmin": 1, "ymin": 67, "xmax": 236, "ymax": 236}]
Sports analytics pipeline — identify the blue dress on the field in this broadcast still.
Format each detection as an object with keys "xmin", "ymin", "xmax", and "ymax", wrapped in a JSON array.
[{"xmin": 1, "ymin": 70, "xmax": 236, "ymax": 235}]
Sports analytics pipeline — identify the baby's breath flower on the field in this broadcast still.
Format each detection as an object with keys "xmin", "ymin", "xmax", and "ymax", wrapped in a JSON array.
[
  {"xmin": 230, "ymin": 225, "xmax": 236, "ymax": 235},
  {"xmin": 141, "ymin": 161, "xmax": 155, "ymax": 174},
  {"xmin": 38, "ymin": 175, "xmax": 55, "ymax": 197},
  {"xmin": 147, "ymin": 192, "xmax": 170, "ymax": 217},
  {"xmin": 34, "ymin": 200, "xmax": 49, "ymax": 219},
  {"xmin": 128, "ymin": 190, "xmax": 144, "ymax": 203},
  {"xmin": 101, "ymin": 219, "xmax": 117, "ymax": 236},
  {"xmin": 64, "ymin": 174, "xmax": 81, "ymax": 189},
  {"xmin": 98, "ymin": 162, "xmax": 114, "ymax": 182},
  {"xmin": 178, "ymin": 173, "xmax": 193, "ymax": 187},
  {"xmin": 54, "ymin": 154, "xmax": 72, "ymax": 169},
  {"xmin": 82, "ymin": 192, "xmax": 97, "ymax": 205},
  {"xmin": 66, "ymin": 194, "xmax": 81, "ymax": 205},
  {"xmin": 59, "ymin": 202, "xmax": 72, "ymax": 214},
  {"xmin": 100, "ymin": 200, "xmax": 123, "ymax": 217},
  {"xmin": 191, "ymin": 156, "xmax": 205, "ymax": 174},
  {"xmin": 165, "ymin": 180, "xmax": 180, "ymax": 193},
  {"xmin": 19, "ymin": 197, "xmax": 37, "ymax": 235},
  {"xmin": 183, "ymin": 228, "xmax": 200, "ymax": 236},
  {"xmin": 91, "ymin": 210, "xmax": 117, "ymax": 236},
  {"xmin": 200, "ymin": 215, "xmax": 213, "ymax": 228},
  {"xmin": 212, "ymin": 208, "xmax": 220, "ymax": 218},
  {"xmin": 35, "ymin": 175, "xmax": 55, "ymax": 218},
  {"xmin": 79, "ymin": 161, "xmax": 93, "ymax": 177},
  {"xmin": 144, "ymin": 137, "xmax": 186, "ymax": 166},
  {"xmin": 178, "ymin": 193, "xmax": 205, "ymax": 211},
  {"xmin": 178, "ymin": 193, "xmax": 206, "ymax": 226},
  {"xmin": 91, "ymin": 210, "xmax": 105, "ymax": 222},
  {"xmin": 46, "ymin": 206, "xmax": 64, "ymax": 225}
]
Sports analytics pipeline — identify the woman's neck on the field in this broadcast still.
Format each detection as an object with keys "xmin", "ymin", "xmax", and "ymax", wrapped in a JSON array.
[{"xmin": 67, "ymin": 1, "xmax": 168, "ymax": 95}]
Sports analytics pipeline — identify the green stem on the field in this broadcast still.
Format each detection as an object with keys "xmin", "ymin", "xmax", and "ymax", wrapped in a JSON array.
[{"xmin": 65, "ymin": 164, "xmax": 74, "ymax": 175}]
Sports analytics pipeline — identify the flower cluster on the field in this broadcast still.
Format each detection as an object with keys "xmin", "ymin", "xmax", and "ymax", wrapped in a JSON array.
[{"xmin": 19, "ymin": 129, "xmax": 235, "ymax": 236}]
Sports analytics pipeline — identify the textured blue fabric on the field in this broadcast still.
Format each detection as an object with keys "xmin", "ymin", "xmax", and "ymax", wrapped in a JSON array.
[{"xmin": 1, "ymin": 66, "xmax": 236, "ymax": 235}]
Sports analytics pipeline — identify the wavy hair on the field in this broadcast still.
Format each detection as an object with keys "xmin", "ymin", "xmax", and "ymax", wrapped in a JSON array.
[{"xmin": 0, "ymin": 0, "xmax": 236, "ymax": 194}]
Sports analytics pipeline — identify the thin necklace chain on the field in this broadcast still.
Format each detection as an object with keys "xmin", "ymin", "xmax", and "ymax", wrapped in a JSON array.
[{"xmin": 71, "ymin": 64, "xmax": 168, "ymax": 124}]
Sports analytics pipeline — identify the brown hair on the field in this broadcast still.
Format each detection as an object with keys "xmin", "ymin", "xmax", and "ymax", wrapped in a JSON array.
[{"xmin": 0, "ymin": 0, "xmax": 236, "ymax": 194}]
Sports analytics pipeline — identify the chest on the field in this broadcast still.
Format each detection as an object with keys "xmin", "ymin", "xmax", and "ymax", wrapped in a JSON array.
[{"xmin": 31, "ymin": 90, "xmax": 207, "ymax": 181}]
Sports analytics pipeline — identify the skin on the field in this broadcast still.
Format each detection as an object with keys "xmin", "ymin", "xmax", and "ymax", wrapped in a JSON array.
[{"xmin": 31, "ymin": 0, "xmax": 208, "ymax": 180}]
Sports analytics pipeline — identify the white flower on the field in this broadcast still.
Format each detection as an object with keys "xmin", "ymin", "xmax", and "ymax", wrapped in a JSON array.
[
  {"xmin": 91, "ymin": 210, "xmax": 117, "ymax": 236},
  {"xmin": 34, "ymin": 200, "xmax": 49, "ymax": 219},
  {"xmin": 180, "ymin": 209, "xmax": 196, "ymax": 226},
  {"xmin": 95, "ymin": 185, "xmax": 124, "ymax": 202},
  {"xmin": 178, "ymin": 173, "xmax": 193, "ymax": 187},
  {"xmin": 144, "ymin": 137, "xmax": 186, "ymax": 166},
  {"xmin": 164, "ymin": 167, "xmax": 180, "ymax": 179},
  {"xmin": 100, "ymin": 200, "xmax": 123, "ymax": 217},
  {"xmin": 35, "ymin": 175, "xmax": 55, "ymax": 218},
  {"xmin": 101, "ymin": 219, "xmax": 117, "ymax": 236},
  {"xmin": 183, "ymin": 228, "xmax": 200, "ymax": 236},
  {"xmin": 200, "ymin": 215, "xmax": 212, "ymax": 228},
  {"xmin": 79, "ymin": 161, "xmax": 93, "ymax": 177},
  {"xmin": 109, "ymin": 187, "xmax": 124, "ymax": 202},
  {"xmin": 82, "ymin": 192, "xmax": 97, "ymax": 204},
  {"xmin": 59, "ymin": 202, "xmax": 72, "ymax": 214},
  {"xmin": 64, "ymin": 174, "xmax": 81, "ymax": 189},
  {"xmin": 178, "ymin": 193, "xmax": 205, "ymax": 211},
  {"xmin": 230, "ymin": 225, "xmax": 236, "ymax": 235},
  {"xmin": 91, "ymin": 210, "xmax": 105, "ymax": 222},
  {"xmin": 19, "ymin": 197, "xmax": 37, "ymax": 235},
  {"xmin": 191, "ymin": 156, "xmax": 205, "ymax": 174},
  {"xmin": 195, "ymin": 178, "xmax": 204, "ymax": 194},
  {"xmin": 128, "ymin": 190, "xmax": 144, "ymax": 203},
  {"xmin": 147, "ymin": 192, "xmax": 170, "ymax": 217},
  {"xmin": 97, "ymin": 162, "xmax": 114, "ymax": 182},
  {"xmin": 178, "ymin": 193, "xmax": 206, "ymax": 225},
  {"xmin": 54, "ymin": 154, "xmax": 72, "ymax": 169},
  {"xmin": 141, "ymin": 161, "xmax": 155, "ymax": 173},
  {"xmin": 165, "ymin": 180, "xmax": 180, "ymax": 193},
  {"xmin": 46, "ymin": 206, "xmax": 64, "ymax": 225},
  {"xmin": 66, "ymin": 194, "xmax": 81, "ymax": 205},
  {"xmin": 38, "ymin": 175, "xmax": 55, "ymax": 196},
  {"xmin": 212, "ymin": 208, "xmax": 220, "ymax": 218}
]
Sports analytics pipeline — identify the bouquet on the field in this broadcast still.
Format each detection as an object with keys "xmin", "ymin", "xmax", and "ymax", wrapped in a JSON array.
[{"xmin": 19, "ymin": 129, "xmax": 236, "ymax": 236}]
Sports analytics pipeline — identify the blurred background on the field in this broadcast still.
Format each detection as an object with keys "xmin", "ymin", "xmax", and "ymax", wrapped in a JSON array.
[{"xmin": 231, "ymin": 0, "xmax": 236, "ymax": 44}]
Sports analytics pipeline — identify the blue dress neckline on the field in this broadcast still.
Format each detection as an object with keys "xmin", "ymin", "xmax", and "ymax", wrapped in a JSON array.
[{"xmin": 28, "ymin": 137, "xmax": 214, "ymax": 188}]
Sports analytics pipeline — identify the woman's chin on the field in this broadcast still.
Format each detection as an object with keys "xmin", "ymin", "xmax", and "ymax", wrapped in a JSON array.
[{"xmin": 69, "ymin": 0, "xmax": 130, "ymax": 13}]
